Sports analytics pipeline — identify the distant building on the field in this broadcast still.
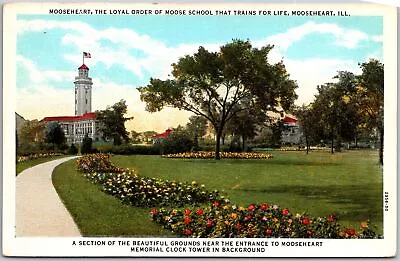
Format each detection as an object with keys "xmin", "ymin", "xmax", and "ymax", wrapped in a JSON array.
[
  {"xmin": 15, "ymin": 112, "xmax": 27, "ymax": 134},
  {"xmin": 152, "ymin": 129, "xmax": 173, "ymax": 143},
  {"xmin": 41, "ymin": 64, "xmax": 101, "ymax": 144},
  {"xmin": 281, "ymin": 116, "xmax": 302, "ymax": 145}
]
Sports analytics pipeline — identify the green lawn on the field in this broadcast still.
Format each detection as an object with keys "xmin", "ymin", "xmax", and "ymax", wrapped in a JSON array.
[
  {"xmin": 53, "ymin": 150, "xmax": 383, "ymax": 236},
  {"xmin": 52, "ymin": 160, "xmax": 175, "ymax": 237},
  {"xmin": 16, "ymin": 155, "xmax": 68, "ymax": 175},
  {"xmin": 112, "ymin": 150, "xmax": 383, "ymax": 234}
]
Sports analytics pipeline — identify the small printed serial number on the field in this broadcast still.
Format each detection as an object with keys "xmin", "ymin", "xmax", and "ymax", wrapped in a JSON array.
[{"xmin": 384, "ymin": 192, "xmax": 389, "ymax": 211}]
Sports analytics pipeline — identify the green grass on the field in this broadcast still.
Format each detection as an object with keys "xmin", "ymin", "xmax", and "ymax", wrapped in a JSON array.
[
  {"xmin": 112, "ymin": 150, "xmax": 383, "ymax": 234},
  {"xmin": 52, "ymin": 160, "xmax": 175, "ymax": 237},
  {"xmin": 53, "ymin": 150, "xmax": 383, "ymax": 236},
  {"xmin": 16, "ymin": 155, "xmax": 68, "ymax": 175}
]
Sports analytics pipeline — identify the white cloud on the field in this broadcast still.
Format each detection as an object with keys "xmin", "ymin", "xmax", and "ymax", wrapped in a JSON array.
[
  {"xmin": 285, "ymin": 57, "xmax": 361, "ymax": 106},
  {"xmin": 255, "ymin": 21, "xmax": 382, "ymax": 52}
]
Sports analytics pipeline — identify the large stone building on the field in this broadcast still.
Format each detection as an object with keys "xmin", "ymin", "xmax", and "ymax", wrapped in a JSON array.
[{"xmin": 42, "ymin": 64, "xmax": 101, "ymax": 144}]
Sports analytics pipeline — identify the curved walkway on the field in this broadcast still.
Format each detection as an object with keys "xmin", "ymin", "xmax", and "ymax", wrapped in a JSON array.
[{"xmin": 16, "ymin": 156, "xmax": 81, "ymax": 237}]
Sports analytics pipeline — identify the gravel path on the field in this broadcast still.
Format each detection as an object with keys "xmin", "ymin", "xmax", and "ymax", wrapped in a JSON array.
[{"xmin": 16, "ymin": 156, "xmax": 82, "ymax": 237}]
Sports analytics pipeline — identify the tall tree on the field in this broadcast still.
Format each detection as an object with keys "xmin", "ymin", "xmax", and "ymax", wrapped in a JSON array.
[
  {"xmin": 96, "ymin": 99, "xmax": 133, "ymax": 145},
  {"xmin": 139, "ymin": 40, "xmax": 298, "ymax": 159},
  {"xmin": 185, "ymin": 115, "xmax": 208, "ymax": 148},
  {"xmin": 295, "ymin": 104, "xmax": 319, "ymax": 154},
  {"xmin": 45, "ymin": 122, "xmax": 66, "ymax": 149},
  {"xmin": 19, "ymin": 120, "xmax": 45, "ymax": 145},
  {"xmin": 225, "ymin": 106, "xmax": 266, "ymax": 150},
  {"xmin": 356, "ymin": 59, "xmax": 384, "ymax": 164}
]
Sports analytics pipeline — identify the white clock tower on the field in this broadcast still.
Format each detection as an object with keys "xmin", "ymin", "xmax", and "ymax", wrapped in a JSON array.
[{"xmin": 74, "ymin": 64, "xmax": 93, "ymax": 116}]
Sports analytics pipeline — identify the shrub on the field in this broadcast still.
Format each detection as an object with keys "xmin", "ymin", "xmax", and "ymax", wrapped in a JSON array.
[
  {"xmin": 76, "ymin": 153, "xmax": 123, "ymax": 174},
  {"xmin": 160, "ymin": 130, "xmax": 194, "ymax": 154},
  {"xmin": 151, "ymin": 203, "xmax": 379, "ymax": 239},
  {"xmin": 81, "ymin": 135, "xmax": 93, "ymax": 154},
  {"xmin": 68, "ymin": 144, "xmax": 78, "ymax": 155},
  {"xmin": 94, "ymin": 143, "xmax": 161, "ymax": 155}
]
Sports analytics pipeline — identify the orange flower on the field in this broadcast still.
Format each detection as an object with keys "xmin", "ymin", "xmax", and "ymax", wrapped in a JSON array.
[
  {"xmin": 231, "ymin": 213, "xmax": 238, "ymax": 220},
  {"xmin": 273, "ymin": 217, "xmax": 278, "ymax": 223},
  {"xmin": 360, "ymin": 221, "xmax": 369, "ymax": 229},
  {"xmin": 184, "ymin": 209, "xmax": 191, "ymax": 216}
]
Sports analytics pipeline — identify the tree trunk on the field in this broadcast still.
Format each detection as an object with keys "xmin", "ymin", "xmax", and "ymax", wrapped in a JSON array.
[
  {"xmin": 242, "ymin": 135, "xmax": 246, "ymax": 151},
  {"xmin": 331, "ymin": 134, "xmax": 334, "ymax": 154},
  {"xmin": 379, "ymin": 127, "xmax": 383, "ymax": 165},
  {"xmin": 306, "ymin": 135, "xmax": 309, "ymax": 155},
  {"xmin": 222, "ymin": 134, "xmax": 226, "ymax": 145},
  {"xmin": 215, "ymin": 129, "xmax": 222, "ymax": 160},
  {"xmin": 355, "ymin": 136, "xmax": 358, "ymax": 148}
]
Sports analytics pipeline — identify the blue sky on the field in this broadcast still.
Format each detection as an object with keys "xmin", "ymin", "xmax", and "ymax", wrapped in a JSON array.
[{"xmin": 16, "ymin": 14, "xmax": 383, "ymax": 132}]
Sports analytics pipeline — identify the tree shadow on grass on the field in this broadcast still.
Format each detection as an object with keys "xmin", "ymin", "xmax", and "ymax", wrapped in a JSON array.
[{"xmin": 240, "ymin": 183, "xmax": 383, "ymax": 224}]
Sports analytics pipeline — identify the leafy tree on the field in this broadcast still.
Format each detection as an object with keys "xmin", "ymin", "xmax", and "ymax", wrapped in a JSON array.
[
  {"xmin": 225, "ymin": 106, "xmax": 266, "ymax": 150},
  {"xmin": 356, "ymin": 59, "xmax": 384, "ymax": 164},
  {"xmin": 45, "ymin": 122, "xmax": 66, "ymax": 149},
  {"xmin": 96, "ymin": 99, "xmax": 133, "ymax": 145},
  {"xmin": 139, "ymin": 40, "xmax": 298, "ymax": 159},
  {"xmin": 185, "ymin": 115, "xmax": 208, "ymax": 149},
  {"xmin": 160, "ymin": 126, "xmax": 194, "ymax": 154},
  {"xmin": 130, "ymin": 130, "xmax": 140, "ymax": 143},
  {"xmin": 19, "ymin": 120, "xmax": 45, "ymax": 145},
  {"xmin": 141, "ymin": 131, "xmax": 158, "ymax": 144},
  {"xmin": 295, "ymin": 105, "xmax": 318, "ymax": 154}
]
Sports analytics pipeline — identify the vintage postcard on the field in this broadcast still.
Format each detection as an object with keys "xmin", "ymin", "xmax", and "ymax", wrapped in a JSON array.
[{"xmin": 3, "ymin": 1, "xmax": 397, "ymax": 257}]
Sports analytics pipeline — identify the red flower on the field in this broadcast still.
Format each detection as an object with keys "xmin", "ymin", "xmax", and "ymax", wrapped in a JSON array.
[
  {"xmin": 260, "ymin": 203, "xmax": 269, "ymax": 211},
  {"xmin": 302, "ymin": 218, "xmax": 310, "ymax": 225},
  {"xmin": 184, "ymin": 209, "xmax": 191, "ymax": 216},
  {"xmin": 328, "ymin": 214, "xmax": 335, "ymax": 222},
  {"xmin": 344, "ymin": 228, "xmax": 356, "ymax": 236},
  {"xmin": 184, "ymin": 217, "xmax": 191, "ymax": 224},
  {"xmin": 248, "ymin": 204, "xmax": 255, "ymax": 211},
  {"xmin": 206, "ymin": 219, "xmax": 214, "ymax": 227},
  {"xmin": 184, "ymin": 229, "xmax": 192, "ymax": 236},
  {"xmin": 151, "ymin": 209, "xmax": 157, "ymax": 215},
  {"xmin": 266, "ymin": 228, "xmax": 272, "ymax": 235},
  {"xmin": 213, "ymin": 201, "xmax": 220, "ymax": 208},
  {"xmin": 196, "ymin": 209, "xmax": 203, "ymax": 215},
  {"xmin": 236, "ymin": 223, "xmax": 242, "ymax": 230},
  {"xmin": 307, "ymin": 230, "xmax": 313, "ymax": 235},
  {"xmin": 282, "ymin": 208, "xmax": 289, "ymax": 216}
]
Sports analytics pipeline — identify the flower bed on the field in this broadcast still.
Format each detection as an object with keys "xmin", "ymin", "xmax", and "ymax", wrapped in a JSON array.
[
  {"xmin": 151, "ymin": 202, "xmax": 378, "ymax": 238},
  {"xmin": 76, "ymin": 153, "xmax": 124, "ymax": 174},
  {"xmin": 17, "ymin": 152, "xmax": 64, "ymax": 163},
  {"xmin": 76, "ymin": 154, "xmax": 225, "ymax": 207},
  {"xmin": 163, "ymin": 151, "xmax": 273, "ymax": 159}
]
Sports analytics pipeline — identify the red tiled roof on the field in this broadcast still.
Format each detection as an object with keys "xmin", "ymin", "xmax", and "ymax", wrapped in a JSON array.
[
  {"xmin": 283, "ymin": 116, "xmax": 297, "ymax": 123},
  {"xmin": 78, "ymin": 64, "xmax": 89, "ymax": 70},
  {"xmin": 41, "ymin": 112, "xmax": 96, "ymax": 122},
  {"xmin": 152, "ymin": 129, "xmax": 172, "ymax": 139}
]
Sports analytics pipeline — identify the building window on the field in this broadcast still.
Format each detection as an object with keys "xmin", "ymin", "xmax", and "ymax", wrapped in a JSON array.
[{"xmin": 86, "ymin": 99, "xmax": 88, "ymax": 104}]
